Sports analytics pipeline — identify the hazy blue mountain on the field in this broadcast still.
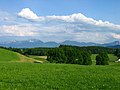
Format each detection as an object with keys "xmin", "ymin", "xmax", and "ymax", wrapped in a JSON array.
[
  {"xmin": 0, "ymin": 39, "xmax": 120, "ymax": 48},
  {"xmin": 0, "ymin": 39, "xmax": 44, "ymax": 48},
  {"xmin": 0, "ymin": 39, "xmax": 59, "ymax": 48},
  {"xmin": 61, "ymin": 40, "xmax": 100, "ymax": 46},
  {"xmin": 44, "ymin": 42, "xmax": 59, "ymax": 47},
  {"xmin": 103, "ymin": 41, "xmax": 120, "ymax": 47}
]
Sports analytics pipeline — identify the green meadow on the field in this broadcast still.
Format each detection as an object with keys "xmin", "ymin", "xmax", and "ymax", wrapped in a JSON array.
[
  {"xmin": 0, "ymin": 63, "xmax": 120, "ymax": 90},
  {"xmin": 0, "ymin": 48, "xmax": 120, "ymax": 90}
]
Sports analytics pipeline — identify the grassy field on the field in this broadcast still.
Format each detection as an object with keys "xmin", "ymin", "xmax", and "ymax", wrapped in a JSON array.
[
  {"xmin": 0, "ymin": 63, "xmax": 120, "ymax": 90},
  {"xmin": 0, "ymin": 48, "xmax": 120, "ymax": 90}
]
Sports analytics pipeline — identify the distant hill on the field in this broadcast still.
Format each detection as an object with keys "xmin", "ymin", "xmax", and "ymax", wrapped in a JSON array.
[
  {"xmin": 0, "ymin": 39, "xmax": 45, "ymax": 48},
  {"xmin": 103, "ymin": 41, "xmax": 120, "ymax": 47},
  {"xmin": 0, "ymin": 39, "xmax": 59, "ymax": 48},
  {"xmin": 61, "ymin": 40, "xmax": 101, "ymax": 46},
  {"xmin": 0, "ymin": 39, "xmax": 120, "ymax": 48},
  {"xmin": 108, "ymin": 45, "xmax": 120, "ymax": 48}
]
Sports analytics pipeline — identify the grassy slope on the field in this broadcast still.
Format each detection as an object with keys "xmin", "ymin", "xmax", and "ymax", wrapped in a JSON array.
[
  {"xmin": 0, "ymin": 48, "xmax": 35, "ymax": 63},
  {"xmin": 29, "ymin": 55, "xmax": 49, "ymax": 63},
  {"xmin": 0, "ymin": 63, "xmax": 119, "ymax": 90},
  {"xmin": 0, "ymin": 48, "xmax": 20, "ymax": 62}
]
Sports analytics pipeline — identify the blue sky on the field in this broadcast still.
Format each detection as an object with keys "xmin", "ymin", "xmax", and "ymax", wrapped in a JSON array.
[{"xmin": 0, "ymin": 0, "xmax": 120, "ymax": 43}]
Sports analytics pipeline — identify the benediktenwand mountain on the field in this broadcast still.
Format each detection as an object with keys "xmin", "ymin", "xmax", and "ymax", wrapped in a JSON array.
[{"xmin": 0, "ymin": 39, "xmax": 120, "ymax": 48}]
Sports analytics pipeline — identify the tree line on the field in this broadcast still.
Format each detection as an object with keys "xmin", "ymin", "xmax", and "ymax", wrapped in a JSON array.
[
  {"xmin": 0, "ymin": 45, "xmax": 116, "ymax": 56},
  {"xmin": 47, "ymin": 47, "xmax": 92, "ymax": 65}
]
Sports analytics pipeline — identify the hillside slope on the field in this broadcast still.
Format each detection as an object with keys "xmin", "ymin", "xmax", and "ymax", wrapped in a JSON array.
[{"xmin": 0, "ymin": 48, "xmax": 37, "ymax": 63}]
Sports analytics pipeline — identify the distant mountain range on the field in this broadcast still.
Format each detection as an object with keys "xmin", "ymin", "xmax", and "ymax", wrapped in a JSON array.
[{"xmin": 0, "ymin": 39, "xmax": 120, "ymax": 48}]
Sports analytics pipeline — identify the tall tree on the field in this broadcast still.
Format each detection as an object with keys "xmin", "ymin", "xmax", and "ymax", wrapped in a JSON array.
[{"xmin": 96, "ymin": 52, "xmax": 109, "ymax": 65}]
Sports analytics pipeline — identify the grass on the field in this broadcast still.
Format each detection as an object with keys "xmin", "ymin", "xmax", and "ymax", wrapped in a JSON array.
[
  {"xmin": 0, "ymin": 48, "xmax": 20, "ymax": 62},
  {"xmin": 108, "ymin": 54, "xmax": 118, "ymax": 62},
  {"xmin": 0, "ymin": 63, "xmax": 120, "ymax": 90},
  {"xmin": 29, "ymin": 55, "xmax": 49, "ymax": 63},
  {"xmin": 0, "ymin": 48, "xmax": 36, "ymax": 63},
  {"xmin": 0, "ymin": 48, "xmax": 119, "ymax": 89}
]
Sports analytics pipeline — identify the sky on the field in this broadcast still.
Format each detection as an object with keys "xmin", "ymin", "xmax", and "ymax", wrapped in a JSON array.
[{"xmin": 0, "ymin": 0, "xmax": 120, "ymax": 43}]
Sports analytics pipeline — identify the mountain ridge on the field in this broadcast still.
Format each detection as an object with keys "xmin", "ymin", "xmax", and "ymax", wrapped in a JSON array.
[{"xmin": 0, "ymin": 39, "xmax": 120, "ymax": 48}]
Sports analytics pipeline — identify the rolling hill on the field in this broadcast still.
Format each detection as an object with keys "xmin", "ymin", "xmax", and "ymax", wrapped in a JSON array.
[{"xmin": 0, "ymin": 48, "xmax": 37, "ymax": 63}]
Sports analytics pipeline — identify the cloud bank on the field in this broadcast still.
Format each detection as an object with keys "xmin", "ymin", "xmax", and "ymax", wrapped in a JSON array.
[
  {"xmin": 18, "ymin": 8, "xmax": 120, "ymax": 30},
  {"xmin": 0, "ymin": 8, "xmax": 120, "ymax": 43},
  {"xmin": 0, "ymin": 24, "xmax": 37, "ymax": 36}
]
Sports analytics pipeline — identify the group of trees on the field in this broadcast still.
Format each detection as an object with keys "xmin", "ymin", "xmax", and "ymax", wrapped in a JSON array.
[
  {"xmin": 47, "ymin": 46, "xmax": 92, "ymax": 65},
  {"xmin": 72, "ymin": 46, "xmax": 115, "ymax": 54},
  {"xmin": 96, "ymin": 52, "xmax": 109, "ymax": 65},
  {"xmin": 5, "ymin": 47, "xmax": 49, "ymax": 56},
  {"xmin": 114, "ymin": 49, "xmax": 120, "ymax": 59},
  {"xmin": 47, "ymin": 46, "xmax": 110, "ymax": 65}
]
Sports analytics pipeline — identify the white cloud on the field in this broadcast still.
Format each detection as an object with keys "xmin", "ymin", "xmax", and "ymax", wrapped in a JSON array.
[
  {"xmin": 111, "ymin": 33, "xmax": 120, "ymax": 39},
  {"xmin": 18, "ymin": 8, "xmax": 44, "ymax": 21},
  {"xmin": 18, "ymin": 8, "xmax": 120, "ymax": 30},
  {"xmin": 47, "ymin": 13, "xmax": 120, "ymax": 30},
  {"xmin": 0, "ymin": 24, "xmax": 37, "ymax": 36},
  {"xmin": 73, "ymin": 32, "xmax": 109, "ymax": 43}
]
